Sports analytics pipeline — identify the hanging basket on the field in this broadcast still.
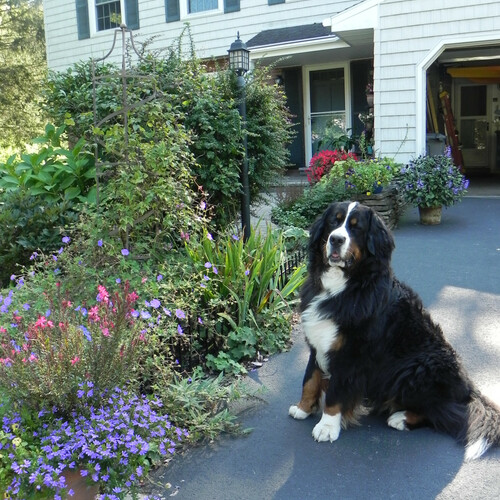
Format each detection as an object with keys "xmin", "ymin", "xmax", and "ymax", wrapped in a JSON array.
[{"xmin": 418, "ymin": 206, "xmax": 442, "ymax": 225}]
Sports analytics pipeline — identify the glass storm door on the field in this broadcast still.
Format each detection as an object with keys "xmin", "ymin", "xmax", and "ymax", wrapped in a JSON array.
[
  {"xmin": 307, "ymin": 66, "xmax": 347, "ymax": 160},
  {"xmin": 458, "ymin": 84, "xmax": 489, "ymax": 168}
]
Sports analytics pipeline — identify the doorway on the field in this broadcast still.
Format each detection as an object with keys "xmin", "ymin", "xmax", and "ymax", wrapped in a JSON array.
[
  {"xmin": 455, "ymin": 83, "xmax": 491, "ymax": 169},
  {"xmin": 304, "ymin": 63, "xmax": 350, "ymax": 164}
]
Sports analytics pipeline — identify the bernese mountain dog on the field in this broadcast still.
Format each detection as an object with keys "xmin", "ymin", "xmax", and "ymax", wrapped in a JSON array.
[{"xmin": 289, "ymin": 201, "xmax": 500, "ymax": 460}]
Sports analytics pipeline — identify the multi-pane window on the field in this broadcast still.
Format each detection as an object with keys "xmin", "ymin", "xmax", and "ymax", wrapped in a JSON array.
[
  {"xmin": 188, "ymin": 0, "xmax": 218, "ymax": 14},
  {"xmin": 96, "ymin": 0, "xmax": 121, "ymax": 31}
]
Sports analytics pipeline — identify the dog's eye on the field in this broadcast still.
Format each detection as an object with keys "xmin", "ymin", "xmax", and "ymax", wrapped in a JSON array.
[{"xmin": 350, "ymin": 218, "xmax": 358, "ymax": 227}]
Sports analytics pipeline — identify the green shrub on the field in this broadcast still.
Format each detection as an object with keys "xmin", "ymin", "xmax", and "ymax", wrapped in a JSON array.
[
  {"xmin": 0, "ymin": 190, "xmax": 78, "ymax": 286},
  {"xmin": 42, "ymin": 34, "xmax": 294, "ymax": 229}
]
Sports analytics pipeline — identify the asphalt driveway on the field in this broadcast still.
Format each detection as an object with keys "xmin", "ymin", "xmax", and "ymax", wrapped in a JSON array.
[{"xmin": 147, "ymin": 197, "xmax": 500, "ymax": 500}]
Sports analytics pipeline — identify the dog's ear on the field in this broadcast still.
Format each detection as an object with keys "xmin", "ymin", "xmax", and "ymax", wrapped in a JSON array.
[
  {"xmin": 308, "ymin": 203, "xmax": 335, "ymax": 250},
  {"xmin": 367, "ymin": 209, "xmax": 395, "ymax": 260}
]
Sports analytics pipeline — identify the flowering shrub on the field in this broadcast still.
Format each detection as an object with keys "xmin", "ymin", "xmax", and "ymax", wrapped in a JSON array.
[
  {"xmin": 0, "ymin": 383, "xmax": 187, "ymax": 499},
  {"xmin": 399, "ymin": 151, "xmax": 469, "ymax": 208},
  {"xmin": 305, "ymin": 149, "xmax": 357, "ymax": 184},
  {"xmin": 0, "ymin": 251, "xmax": 147, "ymax": 415}
]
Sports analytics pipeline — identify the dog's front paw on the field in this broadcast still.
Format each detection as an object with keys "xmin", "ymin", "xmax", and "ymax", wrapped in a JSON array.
[
  {"xmin": 387, "ymin": 411, "xmax": 409, "ymax": 431},
  {"xmin": 289, "ymin": 404, "xmax": 310, "ymax": 420},
  {"xmin": 312, "ymin": 412, "xmax": 341, "ymax": 442}
]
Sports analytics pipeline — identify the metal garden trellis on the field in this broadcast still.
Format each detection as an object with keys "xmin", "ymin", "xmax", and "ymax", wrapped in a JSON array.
[{"xmin": 90, "ymin": 23, "xmax": 158, "ymax": 238}]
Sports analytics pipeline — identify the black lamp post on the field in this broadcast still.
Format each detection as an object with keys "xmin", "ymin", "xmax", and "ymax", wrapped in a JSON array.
[{"xmin": 228, "ymin": 33, "xmax": 251, "ymax": 242}]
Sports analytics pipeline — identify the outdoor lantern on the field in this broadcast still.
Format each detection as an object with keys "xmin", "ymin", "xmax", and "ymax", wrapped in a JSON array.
[
  {"xmin": 228, "ymin": 32, "xmax": 251, "ymax": 242},
  {"xmin": 228, "ymin": 32, "xmax": 250, "ymax": 76}
]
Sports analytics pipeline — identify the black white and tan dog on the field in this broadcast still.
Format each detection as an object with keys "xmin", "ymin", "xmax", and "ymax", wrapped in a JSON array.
[{"xmin": 289, "ymin": 201, "xmax": 500, "ymax": 460}]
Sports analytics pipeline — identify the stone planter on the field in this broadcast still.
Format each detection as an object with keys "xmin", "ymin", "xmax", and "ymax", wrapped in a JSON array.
[
  {"xmin": 418, "ymin": 205, "xmax": 442, "ymax": 225},
  {"xmin": 352, "ymin": 184, "xmax": 404, "ymax": 229}
]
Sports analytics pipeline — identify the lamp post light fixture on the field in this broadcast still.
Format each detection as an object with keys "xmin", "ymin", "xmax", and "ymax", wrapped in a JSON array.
[{"xmin": 228, "ymin": 32, "xmax": 251, "ymax": 242}]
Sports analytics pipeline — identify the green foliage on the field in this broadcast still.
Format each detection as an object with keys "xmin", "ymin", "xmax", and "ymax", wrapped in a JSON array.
[
  {"xmin": 399, "ymin": 154, "xmax": 469, "ymax": 208},
  {"xmin": 0, "ymin": 190, "xmax": 78, "ymax": 286},
  {"xmin": 152, "ymin": 368, "xmax": 252, "ymax": 440},
  {"xmin": 42, "ymin": 33, "xmax": 294, "ymax": 229},
  {"xmin": 0, "ymin": 124, "xmax": 96, "ymax": 203},
  {"xmin": 343, "ymin": 156, "xmax": 400, "ymax": 195},
  {"xmin": 182, "ymin": 226, "xmax": 306, "ymax": 372},
  {"xmin": 0, "ymin": 0, "xmax": 46, "ymax": 150}
]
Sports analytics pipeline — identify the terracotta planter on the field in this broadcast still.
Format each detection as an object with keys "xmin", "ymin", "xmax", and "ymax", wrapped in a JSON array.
[
  {"xmin": 63, "ymin": 470, "xmax": 99, "ymax": 500},
  {"xmin": 418, "ymin": 206, "xmax": 442, "ymax": 225}
]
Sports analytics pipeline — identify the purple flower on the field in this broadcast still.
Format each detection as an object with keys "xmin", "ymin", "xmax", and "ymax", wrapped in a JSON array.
[
  {"xmin": 204, "ymin": 262, "xmax": 212, "ymax": 269},
  {"xmin": 175, "ymin": 309, "xmax": 185, "ymax": 320},
  {"xmin": 156, "ymin": 274, "xmax": 163, "ymax": 282},
  {"xmin": 177, "ymin": 324, "xmax": 183, "ymax": 335},
  {"xmin": 98, "ymin": 239, "xmax": 103, "ymax": 247},
  {"xmin": 80, "ymin": 325, "xmax": 92, "ymax": 342},
  {"xmin": 150, "ymin": 299, "xmax": 161, "ymax": 309},
  {"xmin": 62, "ymin": 236, "xmax": 71, "ymax": 244},
  {"xmin": 121, "ymin": 249, "xmax": 129, "ymax": 256}
]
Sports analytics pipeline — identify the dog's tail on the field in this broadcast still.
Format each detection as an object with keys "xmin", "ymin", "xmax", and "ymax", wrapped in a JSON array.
[{"xmin": 464, "ymin": 391, "xmax": 500, "ymax": 460}]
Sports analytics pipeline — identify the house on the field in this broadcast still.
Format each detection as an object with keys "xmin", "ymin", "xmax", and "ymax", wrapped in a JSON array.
[{"xmin": 43, "ymin": 0, "xmax": 500, "ymax": 173}]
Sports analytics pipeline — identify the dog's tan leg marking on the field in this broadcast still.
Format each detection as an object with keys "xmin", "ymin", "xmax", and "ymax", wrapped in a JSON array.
[
  {"xmin": 312, "ymin": 403, "xmax": 342, "ymax": 442},
  {"xmin": 289, "ymin": 368, "xmax": 322, "ymax": 419}
]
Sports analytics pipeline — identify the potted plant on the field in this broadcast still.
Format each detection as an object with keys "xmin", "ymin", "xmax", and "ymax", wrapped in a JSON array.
[{"xmin": 398, "ymin": 151, "xmax": 469, "ymax": 224}]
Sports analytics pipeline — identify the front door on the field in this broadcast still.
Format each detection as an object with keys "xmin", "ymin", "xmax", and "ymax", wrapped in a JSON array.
[
  {"xmin": 305, "ymin": 64, "xmax": 350, "ymax": 164},
  {"xmin": 456, "ymin": 84, "xmax": 490, "ymax": 169}
]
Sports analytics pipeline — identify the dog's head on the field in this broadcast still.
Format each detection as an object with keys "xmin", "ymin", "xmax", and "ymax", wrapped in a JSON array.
[{"xmin": 308, "ymin": 201, "xmax": 395, "ymax": 273}]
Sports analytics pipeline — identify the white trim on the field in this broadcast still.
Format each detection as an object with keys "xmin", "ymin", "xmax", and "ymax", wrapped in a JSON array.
[
  {"xmin": 180, "ymin": 0, "xmax": 223, "ymax": 20},
  {"xmin": 89, "ymin": 0, "xmax": 124, "ymax": 37},
  {"xmin": 249, "ymin": 37, "xmax": 349, "ymax": 62},
  {"xmin": 415, "ymin": 32, "xmax": 500, "ymax": 156},
  {"xmin": 323, "ymin": 0, "xmax": 380, "ymax": 31},
  {"xmin": 303, "ymin": 62, "xmax": 351, "ymax": 165}
]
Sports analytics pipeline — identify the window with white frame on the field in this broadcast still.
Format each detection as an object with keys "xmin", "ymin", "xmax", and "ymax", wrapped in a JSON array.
[
  {"xmin": 188, "ymin": 0, "xmax": 218, "ymax": 14},
  {"xmin": 96, "ymin": 0, "xmax": 122, "ymax": 31}
]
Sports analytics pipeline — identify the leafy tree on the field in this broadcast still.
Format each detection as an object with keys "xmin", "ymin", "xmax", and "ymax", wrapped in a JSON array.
[{"xmin": 0, "ymin": 0, "xmax": 46, "ymax": 151}]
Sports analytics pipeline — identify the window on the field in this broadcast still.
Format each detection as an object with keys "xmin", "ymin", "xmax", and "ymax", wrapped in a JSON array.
[
  {"xmin": 96, "ymin": 0, "xmax": 121, "ymax": 31},
  {"xmin": 188, "ymin": 0, "xmax": 217, "ymax": 14},
  {"xmin": 76, "ymin": 1, "xmax": 140, "ymax": 39}
]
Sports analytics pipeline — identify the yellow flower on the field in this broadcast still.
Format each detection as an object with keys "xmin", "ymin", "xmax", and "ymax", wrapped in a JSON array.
[
  {"xmin": 12, "ymin": 437, "xmax": 21, "ymax": 447},
  {"xmin": 11, "ymin": 423, "xmax": 19, "ymax": 432}
]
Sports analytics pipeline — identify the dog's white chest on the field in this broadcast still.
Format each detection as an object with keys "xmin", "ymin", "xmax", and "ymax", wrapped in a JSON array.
[{"xmin": 301, "ymin": 268, "xmax": 346, "ymax": 374}]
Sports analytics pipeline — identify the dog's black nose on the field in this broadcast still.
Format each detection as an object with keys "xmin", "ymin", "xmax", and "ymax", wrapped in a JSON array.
[{"xmin": 329, "ymin": 234, "xmax": 345, "ymax": 247}]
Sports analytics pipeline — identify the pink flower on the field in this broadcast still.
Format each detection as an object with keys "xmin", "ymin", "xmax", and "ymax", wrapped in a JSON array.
[
  {"xmin": 97, "ymin": 285, "xmax": 110, "ymax": 304},
  {"xmin": 88, "ymin": 306, "xmax": 100, "ymax": 322},
  {"xmin": 101, "ymin": 327, "xmax": 110, "ymax": 337},
  {"xmin": 71, "ymin": 356, "xmax": 80, "ymax": 365}
]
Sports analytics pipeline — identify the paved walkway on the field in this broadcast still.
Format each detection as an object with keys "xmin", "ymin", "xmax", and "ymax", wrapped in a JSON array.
[{"xmin": 145, "ymin": 195, "xmax": 500, "ymax": 500}]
